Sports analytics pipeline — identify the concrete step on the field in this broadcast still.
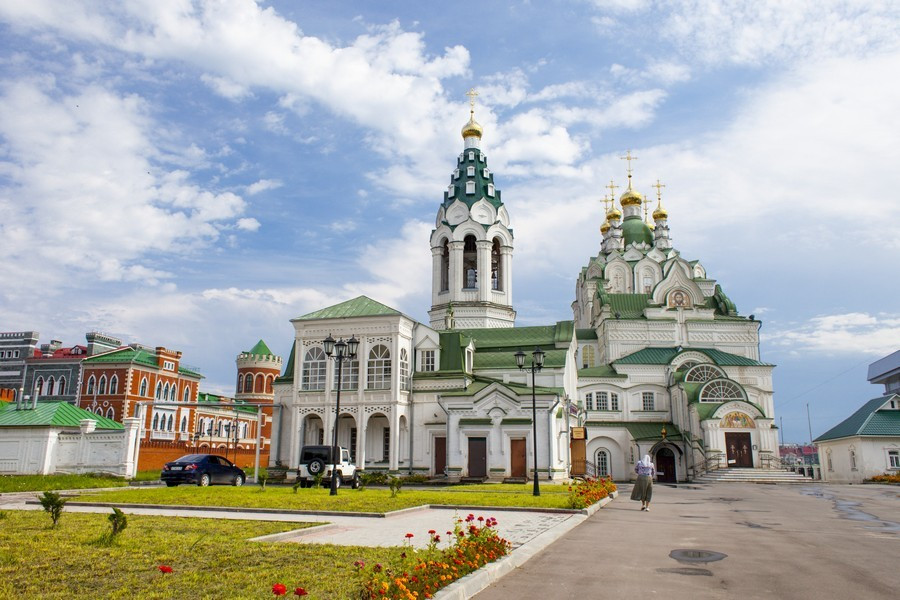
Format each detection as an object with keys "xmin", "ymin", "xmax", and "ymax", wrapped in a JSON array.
[{"xmin": 694, "ymin": 468, "xmax": 813, "ymax": 484}]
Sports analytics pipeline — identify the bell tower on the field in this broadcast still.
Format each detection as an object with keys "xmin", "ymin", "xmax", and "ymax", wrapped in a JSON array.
[{"xmin": 428, "ymin": 90, "xmax": 515, "ymax": 329}]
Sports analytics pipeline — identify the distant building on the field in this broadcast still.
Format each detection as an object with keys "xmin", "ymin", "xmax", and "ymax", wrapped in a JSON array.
[
  {"xmin": 779, "ymin": 444, "xmax": 819, "ymax": 466},
  {"xmin": 0, "ymin": 331, "xmax": 39, "ymax": 402},
  {"xmin": 22, "ymin": 332, "xmax": 122, "ymax": 406},
  {"xmin": 814, "ymin": 349, "xmax": 900, "ymax": 483}
]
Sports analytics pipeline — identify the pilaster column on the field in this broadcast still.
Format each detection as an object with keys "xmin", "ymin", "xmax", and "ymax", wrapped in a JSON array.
[
  {"xmin": 501, "ymin": 247, "xmax": 513, "ymax": 306},
  {"xmin": 431, "ymin": 246, "xmax": 443, "ymax": 301},
  {"xmin": 476, "ymin": 240, "xmax": 492, "ymax": 302},
  {"xmin": 449, "ymin": 241, "xmax": 464, "ymax": 301}
]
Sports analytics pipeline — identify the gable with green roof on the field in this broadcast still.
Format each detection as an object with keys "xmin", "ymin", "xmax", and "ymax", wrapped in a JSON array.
[
  {"xmin": 814, "ymin": 395, "xmax": 900, "ymax": 442},
  {"xmin": 294, "ymin": 295, "xmax": 401, "ymax": 321},
  {"xmin": 0, "ymin": 401, "xmax": 123, "ymax": 429}
]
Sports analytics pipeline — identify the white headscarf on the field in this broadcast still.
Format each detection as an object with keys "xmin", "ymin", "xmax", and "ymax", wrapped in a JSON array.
[{"xmin": 640, "ymin": 455, "xmax": 653, "ymax": 468}]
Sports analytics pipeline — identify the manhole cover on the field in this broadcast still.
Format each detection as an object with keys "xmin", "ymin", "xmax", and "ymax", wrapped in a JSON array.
[{"xmin": 669, "ymin": 549, "xmax": 727, "ymax": 564}]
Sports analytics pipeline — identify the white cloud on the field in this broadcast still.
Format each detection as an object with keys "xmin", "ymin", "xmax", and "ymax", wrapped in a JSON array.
[
  {"xmin": 200, "ymin": 73, "xmax": 251, "ymax": 100},
  {"xmin": 765, "ymin": 312, "xmax": 900, "ymax": 357},
  {"xmin": 245, "ymin": 178, "xmax": 283, "ymax": 195},
  {"xmin": 236, "ymin": 218, "xmax": 260, "ymax": 232}
]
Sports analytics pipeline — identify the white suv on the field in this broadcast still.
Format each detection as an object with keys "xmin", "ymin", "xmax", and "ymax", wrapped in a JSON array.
[{"xmin": 297, "ymin": 445, "xmax": 360, "ymax": 489}]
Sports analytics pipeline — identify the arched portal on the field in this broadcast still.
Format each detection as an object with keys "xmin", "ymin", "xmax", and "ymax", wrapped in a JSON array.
[{"xmin": 655, "ymin": 447, "xmax": 677, "ymax": 483}]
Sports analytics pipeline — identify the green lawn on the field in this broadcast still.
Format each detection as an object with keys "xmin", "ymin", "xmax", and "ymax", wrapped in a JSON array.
[
  {"xmin": 0, "ymin": 511, "xmax": 400, "ymax": 599},
  {"xmin": 70, "ymin": 484, "xmax": 574, "ymax": 512},
  {"xmin": 0, "ymin": 473, "xmax": 131, "ymax": 493}
]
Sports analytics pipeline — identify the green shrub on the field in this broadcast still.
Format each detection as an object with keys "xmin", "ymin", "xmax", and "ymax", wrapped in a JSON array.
[
  {"xmin": 38, "ymin": 491, "xmax": 67, "ymax": 528},
  {"xmin": 388, "ymin": 476, "xmax": 403, "ymax": 498},
  {"xmin": 401, "ymin": 474, "xmax": 430, "ymax": 484},
  {"xmin": 257, "ymin": 469, "xmax": 269, "ymax": 491},
  {"xmin": 312, "ymin": 471, "xmax": 324, "ymax": 488},
  {"xmin": 359, "ymin": 472, "xmax": 388, "ymax": 487},
  {"xmin": 108, "ymin": 507, "xmax": 127, "ymax": 536}
]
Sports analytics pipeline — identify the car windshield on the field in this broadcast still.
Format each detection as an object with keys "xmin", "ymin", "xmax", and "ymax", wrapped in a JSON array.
[{"xmin": 172, "ymin": 454, "xmax": 208, "ymax": 463}]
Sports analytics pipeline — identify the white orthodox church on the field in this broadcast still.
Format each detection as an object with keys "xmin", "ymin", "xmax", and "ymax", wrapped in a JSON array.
[{"xmin": 272, "ymin": 99, "xmax": 778, "ymax": 483}]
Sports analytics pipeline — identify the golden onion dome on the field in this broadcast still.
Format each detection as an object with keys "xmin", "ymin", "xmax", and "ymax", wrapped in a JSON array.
[
  {"xmin": 600, "ymin": 219, "xmax": 610, "ymax": 234},
  {"xmin": 620, "ymin": 187, "xmax": 644, "ymax": 207},
  {"xmin": 607, "ymin": 206, "xmax": 622, "ymax": 221},
  {"xmin": 461, "ymin": 112, "xmax": 483, "ymax": 139},
  {"xmin": 645, "ymin": 218, "xmax": 655, "ymax": 231},
  {"xmin": 653, "ymin": 204, "xmax": 668, "ymax": 220}
]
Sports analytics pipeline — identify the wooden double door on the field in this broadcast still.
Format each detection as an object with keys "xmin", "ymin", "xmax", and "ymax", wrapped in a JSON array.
[{"xmin": 725, "ymin": 432, "xmax": 753, "ymax": 468}]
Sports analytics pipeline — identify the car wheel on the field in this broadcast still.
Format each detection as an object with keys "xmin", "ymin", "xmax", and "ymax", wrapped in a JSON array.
[
  {"xmin": 166, "ymin": 482, "xmax": 178, "ymax": 487},
  {"xmin": 308, "ymin": 458, "xmax": 325, "ymax": 475},
  {"xmin": 198, "ymin": 473, "xmax": 211, "ymax": 487},
  {"xmin": 233, "ymin": 474, "xmax": 244, "ymax": 487},
  {"xmin": 351, "ymin": 473, "xmax": 360, "ymax": 489}
]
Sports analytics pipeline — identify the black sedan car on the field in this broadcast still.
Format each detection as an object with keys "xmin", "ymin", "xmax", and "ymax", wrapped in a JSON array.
[{"xmin": 160, "ymin": 454, "xmax": 246, "ymax": 487}]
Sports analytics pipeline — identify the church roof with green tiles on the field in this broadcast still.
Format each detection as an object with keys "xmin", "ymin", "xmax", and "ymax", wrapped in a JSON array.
[
  {"xmin": 274, "ymin": 343, "xmax": 295, "ymax": 384},
  {"xmin": 295, "ymin": 296, "xmax": 402, "ymax": 321},
  {"xmin": 0, "ymin": 401, "xmax": 123, "ymax": 429},
  {"xmin": 441, "ymin": 147, "xmax": 503, "ymax": 210},
  {"xmin": 246, "ymin": 339, "xmax": 274, "ymax": 356},
  {"xmin": 598, "ymin": 293, "xmax": 651, "ymax": 319},
  {"xmin": 583, "ymin": 420, "xmax": 684, "ymax": 441},
  {"xmin": 814, "ymin": 395, "xmax": 900, "ymax": 442},
  {"xmin": 615, "ymin": 347, "xmax": 773, "ymax": 367},
  {"xmin": 576, "ymin": 328, "xmax": 598, "ymax": 340},
  {"xmin": 474, "ymin": 348, "xmax": 568, "ymax": 370},
  {"xmin": 83, "ymin": 347, "xmax": 202, "ymax": 378},
  {"xmin": 578, "ymin": 364, "xmax": 627, "ymax": 379},
  {"xmin": 454, "ymin": 323, "xmax": 568, "ymax": 350},
  {"xmin": 439, "ymin": 376, "xmax": 562, "ymax": 398}
]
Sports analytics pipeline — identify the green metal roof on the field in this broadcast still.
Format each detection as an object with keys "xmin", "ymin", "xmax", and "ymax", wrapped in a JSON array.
[
  {"xmin": 439, "ymin": 376, "xmax": 561, "ymax": 398},
  {"xmin": 246, "ymin": 339, "xmax": 274, "ymax": 356},
  {"xmin": 602, "ymin": 293, "xmax": 651, "ymax": 319},
  {"xmin": 0, "ymin": 401, "xmax": 123, "ymax": 429},
  {"xmin": 454, "ymin": 325, "xmax": 560, "ymax": 349},
  {"xmin": 814, "ymin": 395, "xmax": 900, "ymax": 442},
  {"xmin": 621, "ymin": 215, "xmax": 654, "ymax": 247},
  {"xmin": 583, "ymin": 420, "xmax": 684, "ymax": 441},
  {"xmin": 441, "ymin": 148, "xmax": 503, "ymax": 211},
  {"xmin": 615, "ymin": 347, "xmax": 773, "ymax": 367},
  {"xmin": 474, "ymin": 348, "xmax": 567, "ymax": 370},
  {"xmin": 275, "ymin": 343, "xmax": 295, "ymax": 384},
  {"xmin": 576, "ymin": 328, "xmax": 598, "ymax": 340},
  {"xmin": 295, "ymin": 296, "xmax": 401, "ymax": 321},
  {"xmin": 83, "ymin": 347, "xmax": 202, "ymax": 378},
  {"xmin": 577, "ymin": 364, "xmax": 627, "ymax": 379}
]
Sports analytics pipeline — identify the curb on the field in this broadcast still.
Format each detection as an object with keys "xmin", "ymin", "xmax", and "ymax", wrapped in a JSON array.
[
  {"xmin": 434, "ymin": 492, "xmax": 617, "ymax": 599},
  {"xmin": 25, "ymin": 501, "xmax": 386, "ymax": 518}
]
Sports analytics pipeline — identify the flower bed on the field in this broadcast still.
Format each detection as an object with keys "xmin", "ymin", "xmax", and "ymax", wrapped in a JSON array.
[
  {"xmin": 566, "ymin": 477, "xmax": 618, "ymax": 509},
  {"xmin": 869, "ymin": 473, "xmax": 900, "ymax": 484},
  {"xmin": 356, "ymin": 513, "xmax": 511, "ymax": 599}
]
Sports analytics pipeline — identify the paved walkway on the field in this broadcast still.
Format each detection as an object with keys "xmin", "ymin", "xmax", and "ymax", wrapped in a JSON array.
[{"xmin": 474, "ymin": 482, "xmax": 900, "ymax": 600}]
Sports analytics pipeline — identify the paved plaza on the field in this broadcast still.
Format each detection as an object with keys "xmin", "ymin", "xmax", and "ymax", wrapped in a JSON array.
[{"xmin": 475, "ymin": 482, "xmax": 900, "ymax": 600}]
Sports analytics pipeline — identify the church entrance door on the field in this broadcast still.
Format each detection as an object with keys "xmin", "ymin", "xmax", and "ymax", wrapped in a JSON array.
[
  {"xmin": 656, "ymin": 447, "xmax": 676, "ymax": 483},
  {"xmin": 510, "ymin": 439, "xmax": 527, "ymax": 478},
  {"xmin": 725, "ymin": 432, "xmax": 753, "ymax": 468},
  {"xmin": 468, "ymin": 437, "xmax": 487, "ymax": 478},
  {"xmin": 570, "ymin": 437, "xmax": 586, "ymax": 477},
  {"xmin": 434, "ymin": 437, "xmax": 446, "ymax": 477}
]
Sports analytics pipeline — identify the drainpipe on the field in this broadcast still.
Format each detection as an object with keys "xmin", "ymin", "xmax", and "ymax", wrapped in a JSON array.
[
  {"xmin": 437, "ymin": 395, "xmax": 449, "ymax": 476},
  {"xmin": 547, "ymin": 397, "xmax": 560, "ymax": 480}
]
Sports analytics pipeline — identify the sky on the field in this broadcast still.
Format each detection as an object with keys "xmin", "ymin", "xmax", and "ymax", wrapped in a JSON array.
[{"xmin": 1, "ymin": 0, "xmax": 898, "ymax": 444}]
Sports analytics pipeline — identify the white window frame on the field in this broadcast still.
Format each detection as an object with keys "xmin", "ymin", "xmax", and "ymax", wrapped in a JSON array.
[
  {"xmin": 585, "ymin": 392, "xmax": 594, "ymax": 411},
  {"xmin": 301, "ymin": 347, "xmax": 328, "ymax": 391},
  {"xmin": 597, "ymin": 391, "xmax": 609, "ymax": 411},
  {"xmin": 888, "ymin": 450, "xmax": 900, "ymax": 469},
  {"xmin": 467, "ymin": 166, "xmax": 475, "ymax": 177},
  {"xmin": 465, "ymin": 181, "xmax": 475, "ymax": 195},
  {"xmin": 447, "ymin": 184, "xmax": 455, "ymax": 198},
  {"xmin": 596, "ymin": 449, "xmax": 610, "ymax": 477},
  {"xmin": 367, "ymin": 345, "xmax": 392, "ymax": 390},
  {"xmin": 399, "ymin": 348, "xmax": 410, "ymax": 391},
  {"xmin": 642, "ymin": 392, "xmax": 655, "ymax": 411},
  {"xmin": 421, "ymin": 350, "xmax": 435, "ymax": 372}
]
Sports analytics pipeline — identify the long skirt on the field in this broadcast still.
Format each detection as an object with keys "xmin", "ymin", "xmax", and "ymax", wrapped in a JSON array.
[{"xmin": 631, "ymin": 474, "xmax": 653, "ymax": 502}]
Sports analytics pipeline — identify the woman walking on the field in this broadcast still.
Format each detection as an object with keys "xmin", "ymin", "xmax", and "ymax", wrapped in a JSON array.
[{"xmin": 631, "ymin": 454, "xmax": 656, "ymax": 511}]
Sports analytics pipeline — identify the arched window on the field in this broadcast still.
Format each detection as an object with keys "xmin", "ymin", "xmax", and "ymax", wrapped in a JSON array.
[
  {"xmin": 169, "ymin": 384, "xmax": 177, "ymax": 402},
  {"xmin": 237, "ymin": 374, "xmax": 244, "ymax": 393},
  {"xmin": 399, "ymin": 348, "xmax": 410, "ymax": 391},
  {"xmin": 183, "ymin": 386, "xmax": 190, "ymax": 402},
  {"xmin": 34, "ymin": 377, "xmax": 44, "ymax": 396},
  {"xmin": 57, "ymin": 376, "xmax": 67, "ymax": 395},
  {"xmin": 162, "ymin": 383, "xmax": 170, "ymax": 401},
  {"xmin": 167, "ymin": 414, "xmax": 174, "ymax": 431},
  {"xmin": 677, "ymin": 360, "xmax": 699, "ymax": 371},
  {"xmin": 181, "ymin": 415, "xmax": 188, "ymax": 432},
  {"xmin": 595, "ymin": 449, "xmax": 610, "ymax": 477},
  {"xmin": 46, "ymin": 377, "xmax": 55, "ymax": 395},
  {"xmin": 699, "ymin": 379, "xmax": 746, "ymax": 403},
  {"xmin": 849, "ymin": 448, "xmax": 857, "ymax": 470},
  {"xmin": 582, "ymin": 346, "xmax": 595, "ymax": 369},
  {"xmin": 253, "ymin": 373, "xmax": 262, "ymax": 393},
  {"xmin": 155, "ymin": 382, "xmax": 162, "ymax": 399},
  {"xmin": 491, "ymin": 238, "xmax": 502, "ymax": 291},
  {"xmin": 440, "ymin": 239, "xmax": 450, "ymax": 293},
  {"xmin": 86, "ymin": 375, "xmax": 95, "ymax": 395},
  {"xmin": 98, "ymin": 375, "xmax": 107, "ymax": 394},
  {"xmin": 266, "ymin": 375, "xmax": 274, "ymax": 394},
  {"xmin": 243, "ymin": 373, "xmax": 253, "ymax": 393},
  {"xmin": 109, "ymin": 375, "xmax": 118, "ymax": 394},
  {"xmin": 462, "ymin": 235, "xmax": 477, "ymax": 289},
  {"xmin": 301, "ymin": 348, "xmax": 327, "ymax": 391},
  {"xmin": 367, "ymin": 345, "xmax": 392, "ymax": 389},
  {"xmin": 152, "ymin": 413, "xmax": 159, "ymax": 430},
  {"xmin": 685, "ymin": 364, "xmax": 724, "ymax": 383},
  {"xmin": 139, "ymin": 377, "xmax": 148, "ymax": 397},
  {"xmin": 106, "ymin": 407, "xmax": 114, "ymax": 420}
]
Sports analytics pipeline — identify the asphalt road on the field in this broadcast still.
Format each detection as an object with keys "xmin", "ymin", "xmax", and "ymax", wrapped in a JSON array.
[{"xmin": 474, "ymin": 483, "xmax": 900, "ymax": 600}]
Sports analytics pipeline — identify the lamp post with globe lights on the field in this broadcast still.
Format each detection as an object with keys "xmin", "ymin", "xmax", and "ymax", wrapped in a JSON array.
[
  {"xmin": 323, "ymin": 333, "xmax": 359, "ymax": 496},
  {"xmin": 515, "ymin": 347, "xmax": 545, "ymax": 497}
]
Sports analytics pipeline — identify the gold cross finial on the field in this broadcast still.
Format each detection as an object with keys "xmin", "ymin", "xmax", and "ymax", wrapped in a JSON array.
[
  {"xmin": 466, "ymin": 88, "xmax": 478, "ymax": 113},
  {"xmin": 652, "ymin": 179, "xmax": 666, "ymax": 204},
  {"xmin": 606, "ymin": 179, "xmax": 619, "ymax": 199},
  {"xmin": 620, "ymin": 149, "xmax": 638, "ymax": 177},
  {"xmin": 602, "ymin": 195, "xmax": 611, "ymax": 214},
  {"xmin": 643, "ymin": 194, "xmax": 651, "ymax": 220}
]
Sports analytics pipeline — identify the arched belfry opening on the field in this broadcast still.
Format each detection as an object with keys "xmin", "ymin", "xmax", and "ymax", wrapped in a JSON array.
[
  {"xmin": 463, "ymin": 235, "xmax": 478, "ymax": 289},
  {"xmin": 440, "ymin": 239, "xmax": 450, "ymax": 293},
  {"xmin": 491, "ymin": 238, "xmax": 502, "ymax": 291}
]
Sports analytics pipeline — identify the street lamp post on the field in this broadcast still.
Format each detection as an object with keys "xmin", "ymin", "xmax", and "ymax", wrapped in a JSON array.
[
  {"xmin": 515, "ymin": 346, "xmax": 545, "ymax": 497},
  {"xmin": 324, "ymin": 333, "xmax": 359, "ymax": 497}
]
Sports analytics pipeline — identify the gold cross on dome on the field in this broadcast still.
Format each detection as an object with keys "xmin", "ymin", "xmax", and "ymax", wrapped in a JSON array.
[
  {"xmin": 602, "ymin": 195, "xmax": 611, "ymax": 213},
  {"xmin": 620, "ymin": 149, "xmax": 638, "ymax": 177},
  {"xmin": 466, "ymin": 88, "xmax": 478, "ymax": 112},
  {"xmin": 652, "ymin": 179, "xmax": 666, "ymax": 203},
  {"xmin": 606, "ymin": 179, "xmax": 619, "ymax": 199}
]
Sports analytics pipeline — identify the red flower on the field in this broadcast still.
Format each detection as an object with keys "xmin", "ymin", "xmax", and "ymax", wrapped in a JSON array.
[
  {"xmin": 405, "ymin": 532, "xmax": 414, "ymax": 538},
  {"xmin": 428, "ymin": 529, "xmax": 436, "ymax": 535},
  {"xmin": 294, "ymin": 588, "xmax": 308, "ymax": 596},
  {"xmin": 272, "ymin": 583, "xmax": 287, "ymax": 596},
  {"xmin": 157, "ymin": 565, "xmax": 173, "ymax": 574}
]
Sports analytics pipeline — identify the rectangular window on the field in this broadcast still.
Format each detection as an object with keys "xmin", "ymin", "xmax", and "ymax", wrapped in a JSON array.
[
  {"xmin": 421, "ymin": 350, "xmax": 435, "ymax": 372},
  {"xmin": 383, "ymin": 427, "xmax": 390, "ymax": 461},
  {"xmin": 333, "ymin": 359, "xmax": 358, "ymax": 390},
  {"xmin": 465, "ymin": 181, "xmax": 475, "ymax": 195},
  {"xmin": 887, "ymin": 450, "xmax": 899, "ymax": 469},
  {"xmin": 468, "ymin": 151, "xmax": 475, "ymax": 161},
  {"xmin": 611, "ymin": 393, "xmax": 619, "ymax": 411},
  {"xmin": 467, "ymin": 166, "xmax": 475, "ymax": 176},
  {"xmin": 585, "ymin": 392, "xmax": 593, "ymax": 411},
  {"xmin": 317, "ymin": 429, "xmax": 324, "ymax": 445},
  {"xmin": 367, "ymin": 358, "xmax": 391, "ymax": 390},
  {"xmin": 482, "ymin": 168, "xmax": 490, "ymax": 178},
  {"xmin": 487, "ymin": 183, "xmax": 495, "ymax": 197},
  {"xmin": 447, "ymin": 184, "xmax": 455, "ymax": 198},
  {"xmin": 453, "ymin": 169, "xmax": 460, "ymax": 179},
  {"xmin": 642, "ymin": 392, "xmax": 655, "ymax": 411},
  {"xmin": 597, "ymin": 391, "xmax": 609, "ymax": 411}
]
